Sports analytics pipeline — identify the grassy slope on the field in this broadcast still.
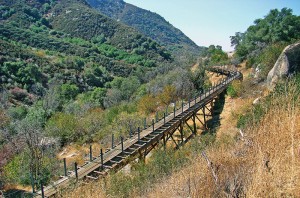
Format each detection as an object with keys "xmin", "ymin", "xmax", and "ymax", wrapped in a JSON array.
[
  {"xmin": 63, "ymin": 65, "xmax": 300, "ymax": 197},
  {"xmin": 147, "ymin": 69, "xmax": 300, "ymax": 197}
]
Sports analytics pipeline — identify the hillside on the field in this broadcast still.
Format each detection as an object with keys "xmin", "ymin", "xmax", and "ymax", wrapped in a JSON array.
[
  {"xmin": 86, "ymin": 0, "xmax": 203, "ymax": 64},
  {"xmin": 146, "ymin": 69, "xmax": 300, "ymax": 197},
  {"xmin": 60, "ymin": 64, "xmax": 300, "ymax": 198},
  {"xmin": 0, "ymin": 0, "xmax": 209, "ymax": 193},
  {"xmin": 0, "ymin": 0, "xmax": 173, "ymax": 105}
]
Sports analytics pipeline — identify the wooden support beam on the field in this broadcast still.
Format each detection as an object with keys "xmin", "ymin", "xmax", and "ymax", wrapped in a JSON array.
[
  {"xmin": 193, "ymin": 113, "xmax": 197, "ymax": 134},
  {"xmin": 134, "ymin": 143, "xmax": 145, "ymax": 147},
  {"xmin": 103, "ymin": 165, "xmax": 112, "ymax": 169},
  {"xmin": 93, "ymin": 171, "xmax": 106, "ymax": 175},
  {"xmin": 180, "ymin": 122, "xmax": 184, "ymax": 144},
  {"xmin": 195, "ymin": 114, "xmax": 205, "ymax": 128},
  {"xmin": 203, "ymin": 107, "xmax": 207, "ymax": 129},
  {"xmin": 169, "ymin": 133, "xmax": 179, "ymax": 148},
  {"xmin": 184, "ymin": 120, "xmax": 194, "ymax": 134},
  {"xmin": 123, "ymin": 151, "xmax": 134, "ymax": 155},
  {"xmin": 138, "ymin": 150, "xmax": 145, "ymax": 162},
  {"xmin": 86, "ymin": 175, "xmax": 98, "ymax": 180},
  {"xmin": 205, "ymin": 105, "xmax": 212, "ymax": 116},
  {"xmin": 110, "ymin": 160, "xmax": 120, "ymax": 164}
]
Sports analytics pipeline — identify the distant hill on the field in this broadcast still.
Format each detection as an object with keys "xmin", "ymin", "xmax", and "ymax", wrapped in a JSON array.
[
  {"xmin": 0, "ymin": 0, "xmax": 173, "ymax": 104},
  {"xmin": 86, "ymin": 0, "xmax": 203, "ymax": 64}
]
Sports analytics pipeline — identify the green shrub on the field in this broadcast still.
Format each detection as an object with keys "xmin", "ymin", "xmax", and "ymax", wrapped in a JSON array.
[
  {"xmin": 257, "ymin": 43, "xmax": 286, "ymax": 78},
  {"xmin": 8, "ymin": 106, "xmax": 28, "ymax": 120},
  {"xmin": 3, "ymin": 154, "xmax": 27, "ymax": 185},
  {"xmin": 237, "ymin": 103, "xmax": 265, "ymax": 129},
  {"xmin": 46, "ymin": 112, "xmax": 79, "ymax": 145},
  {"xmin": 60, "ymin": 84, "xmax": 79, "ymax": 100},
  {"xmin": 227, "ymin": 80, "xmax": 243, "ymax": 98}
]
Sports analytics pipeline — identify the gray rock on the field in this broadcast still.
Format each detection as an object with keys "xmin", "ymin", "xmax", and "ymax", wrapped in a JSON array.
[{"xmin": 267, "ymin": 42, "xmax": 300, "ymax": 89}]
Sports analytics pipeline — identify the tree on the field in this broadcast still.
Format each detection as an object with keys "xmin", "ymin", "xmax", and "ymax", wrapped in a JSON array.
[
  {"xmin": 79, "ymin": 88, "xmax": 107, "ymax": 108},
  {"xmin": 157, "ymin": 85, "xmax": 176, "ymax": 106},
  {"xmin": 112, "ymin": 112, "xmax": 142, "ymax": 137},
  {"xmin": 46, "ymin": 112, "xmax": 78, "ymax": 145},
  {"xmin": 230, "ymin": 32, "xmax": 244, "ymax": 48},
  {"xmin": 12, "ymin": 106, "xmax": 58, "ymax": 187},
  {"xmin": 138, "ymin": 94, "xmax": 157, "ymax": 114},
  {"xmin": 232, "ymin": 8, "xmax": 300, "ymax": 62},
  {"xmin": 189, "ymin": 67, "xmax": 206, "ymax": 91},
  {"xmin": 60, "ymin": 84, "xmax": 79, "ymax": 100}
]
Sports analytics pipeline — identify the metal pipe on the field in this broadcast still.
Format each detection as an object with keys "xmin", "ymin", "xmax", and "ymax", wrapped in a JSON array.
[
  {"xmin": 121, "ymin": 137, "xmax": 124, "ymax": 153},
  {"xmin": 89, "ymin": 144, "xmax": 92, "ymax": 162},
  {"xmin": 111, "ymin": 134, "xmax": 114, "ymax": 149},
  {"xmin": 63, "ymin": 158, "xmax": 67, "ymax": 177},
  {"xmin": 100, "ymin": 149, "xmax": 103, "ymax": 170},
  {"xmin": 152, "ymin": 119, "xmax": 155, "ymax": 132},
  {"xmin": 173, "ymin": 102, "xmax": 176, "ymax": 118},
  {"xmin": 41, "ymin": 181, "xmax": 44, "ymax": 198},
  {"xmin": 74, "ymin": 162, "xmax": 78, "ymax": 180}
]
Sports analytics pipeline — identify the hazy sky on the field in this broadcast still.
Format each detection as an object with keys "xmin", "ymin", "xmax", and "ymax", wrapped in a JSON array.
[{"xmin": 124, "ymin": 0, "xmax": 300, "ymax": 51}]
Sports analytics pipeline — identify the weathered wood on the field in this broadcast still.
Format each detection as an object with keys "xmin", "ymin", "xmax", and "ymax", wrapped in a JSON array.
[
  {"xmin": 93, "ymin": 170, "xmax": 106, "ymax": 175},
  {"xmin": 86, "ymin": 175, "xmax": 98, "ymax": 180}
]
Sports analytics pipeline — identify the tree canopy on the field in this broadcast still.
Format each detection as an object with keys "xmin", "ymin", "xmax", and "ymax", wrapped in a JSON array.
[{"xmin": 231, "ymin": 8, "xmax": 300, "ymax": 61}]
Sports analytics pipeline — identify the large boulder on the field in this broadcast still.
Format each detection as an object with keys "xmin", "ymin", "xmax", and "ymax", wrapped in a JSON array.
[{"xmin": 267, "ymin": 42, "xmax": 300, "ymax": 89}]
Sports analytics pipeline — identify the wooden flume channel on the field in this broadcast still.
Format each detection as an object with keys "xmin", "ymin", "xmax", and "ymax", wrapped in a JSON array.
[{"xmin": 35, "ymin": 67, "xmax": 243, "ymax": 197}]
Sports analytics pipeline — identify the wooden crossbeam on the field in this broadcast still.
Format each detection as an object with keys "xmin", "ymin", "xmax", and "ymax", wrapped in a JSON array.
[
  {"xmin": 185, "ymin": 120, "xmax": 195, "ymax": 134},
  {"xmin": 86, "ymin": 175, "xmax": 98, "ymax": 180},
  {"xmin": 93, "ymin": 171, "xmax": 106, "ymax": 175}
]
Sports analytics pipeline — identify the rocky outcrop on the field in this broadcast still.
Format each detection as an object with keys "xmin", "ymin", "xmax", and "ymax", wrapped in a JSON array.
[{"xmin": 267, "ymin": 42, "xmax": 300, "ymax": 89}]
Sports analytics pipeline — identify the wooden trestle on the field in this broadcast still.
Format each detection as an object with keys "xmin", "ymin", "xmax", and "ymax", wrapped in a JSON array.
[{"xmin": 35, "ymin": 68, "xmax": 242, "ymax": 197}]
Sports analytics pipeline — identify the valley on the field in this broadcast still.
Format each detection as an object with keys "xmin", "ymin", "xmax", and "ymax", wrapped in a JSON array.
[{"xmin": 0, "ymin": 1, "xmax": 300, "ymax": 197}]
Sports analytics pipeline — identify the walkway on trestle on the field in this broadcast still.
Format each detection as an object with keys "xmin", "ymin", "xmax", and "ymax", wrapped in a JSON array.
[{"xmin": 35, "ymin": 67, "xmax": 243, "ymax": 198}]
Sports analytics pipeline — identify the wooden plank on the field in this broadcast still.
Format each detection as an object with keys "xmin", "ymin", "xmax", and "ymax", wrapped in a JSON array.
[{"xmin": 86, "ymin": 175, "xmax": 98, "ymax": 180}]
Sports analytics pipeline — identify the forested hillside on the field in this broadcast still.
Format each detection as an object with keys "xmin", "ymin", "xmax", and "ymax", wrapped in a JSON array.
[
  {"xmin": 0, "ymin": 0, "xmax": 207, "ymax": 194},
  {"xmin": 59, "ymin": 8, "xmax": 300, "ymax": 198},
  {"xmin": 86, "ymin": 0, "xmax": 203, "ymax": 64},
  {"xmin": 230, "ymin": 8, "xmax": 300, "ymax": 78},
  {"xmin": 0, "ymin": 0, "xmax": 173, "ymax": 105}
]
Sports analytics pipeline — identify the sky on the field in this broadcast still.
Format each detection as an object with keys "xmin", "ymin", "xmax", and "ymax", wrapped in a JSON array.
[{"xmin": 124, "ymin": 0, "xmax": 300, "ymax": 51}]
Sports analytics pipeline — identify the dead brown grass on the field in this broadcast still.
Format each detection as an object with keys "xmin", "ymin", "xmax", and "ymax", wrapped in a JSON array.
[
  {"xmin": 147, "ymin": 82, "xmax": 300, "ymax": 198},
  {"xmin": 63, "ymin": 67, "xmax": 299, "ymax": 198}
]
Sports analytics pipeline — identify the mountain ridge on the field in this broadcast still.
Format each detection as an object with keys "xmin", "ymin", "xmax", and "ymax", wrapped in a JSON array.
[{"xmin": 86, "ymin": 0, "xmax": 203, "ymax": 63}]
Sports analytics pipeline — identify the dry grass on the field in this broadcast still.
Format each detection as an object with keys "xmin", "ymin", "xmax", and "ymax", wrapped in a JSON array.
[
  {"xmin": 147, "ymin": 81, "xmax": 300, "ymax": 197},
  {"xmin": 61, "ymin": 180, "xmax": 106, "ymax": 198},
  {"xmin": 62, "ymin": 69, "xmax": 300, "ymax": 197},
  {"xmin": 57, "ymin": 143, "xmax": 103, "ymax": 167}
]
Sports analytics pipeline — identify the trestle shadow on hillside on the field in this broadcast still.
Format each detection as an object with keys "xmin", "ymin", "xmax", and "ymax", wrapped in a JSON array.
[{"xmin": 202, "ymin": 91, "xmax": 226, "ymax": 135}]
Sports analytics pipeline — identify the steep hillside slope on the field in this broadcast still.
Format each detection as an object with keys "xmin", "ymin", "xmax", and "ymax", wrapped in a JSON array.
[
  {"xmin": 0, "ymin": 0, "xmax": 172, "ymax": 104},
  {"xmin": 86, "ymin": 0, "xmax": 202, "ymax": 64},
  {"xmin": 147, "ymin": 76, "xmax": 300, "ymax": 197}
]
